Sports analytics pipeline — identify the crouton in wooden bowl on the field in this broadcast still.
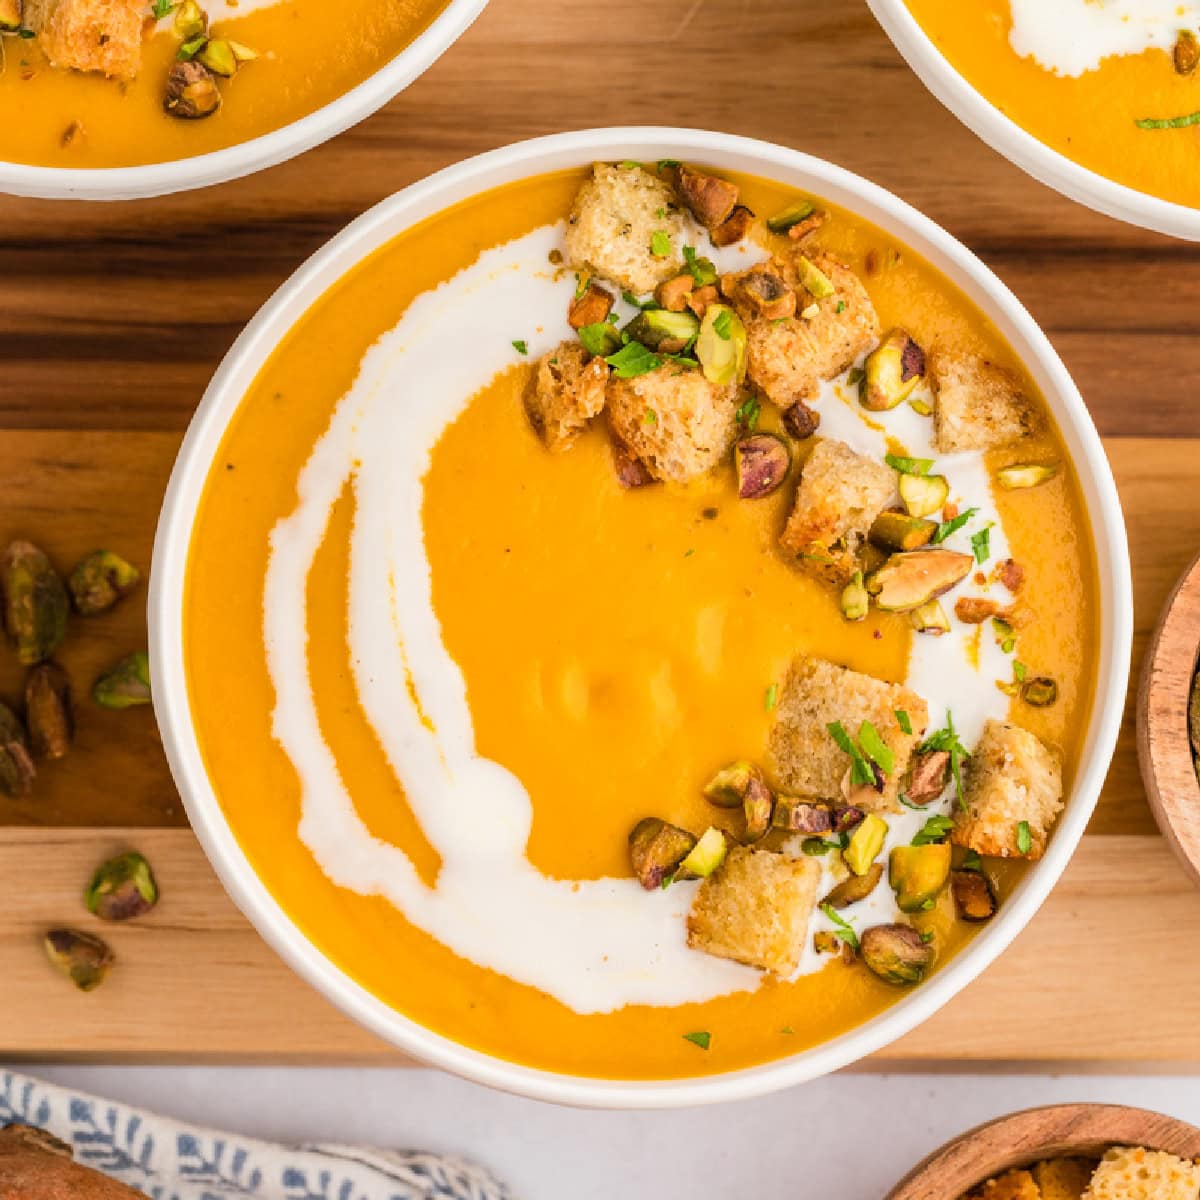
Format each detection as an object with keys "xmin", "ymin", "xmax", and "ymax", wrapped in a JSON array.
[
  {"xmin": 1138, "ymin": 550, "xmax": 1200, "ymax": 888},
  {"xmin": 888, "ymin": 1104, "xmax": 1200, "ymax": 1200}
]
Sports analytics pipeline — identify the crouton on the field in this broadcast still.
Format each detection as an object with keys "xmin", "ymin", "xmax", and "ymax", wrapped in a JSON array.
[
  {"xmin": 930, "ymin": 350, "xmax": 1041, "ymax": 454},
  {"xmin": 564, "ymin": 164, "xmax": 688, "ymax": 296},
  {"xmin": 1083, "ymin": 1146, "xmax": 1200, "ymax": 1200},
  {"xmin": 729, "ymin": 253, "xmax": 879, "ymax": 407},
  {"xmin": 606, "ymin": 364, "xmax": 739, "ymax": 483},
  {"xmin": 24, "ymin": 0, "xmax": 145, "ymax": 79},
  {"xmin": 951, "ymin": 719, "xmax": 1064, "ymax": 860},
  {"xmin": 1034, "ymin": 1158, "xmax": 1095, "ymax": 1200},
  {"xmin": 766, "ymin": 656, "xmax": 929, "ymax": 812},
  {"xmin": 779, "ymin": 439, "xmax": 896, "ymax": 585},
  {"xmin": 686, "ymin": 847, "xmax": 820, "ymax": 975},
  {"xmin": 966, "ymin": 1170, "xmax": 1041, "ymax": 1200},
  {"xmin": 524, "ymin": 341, "xmax": 608, "ymax": 453}
]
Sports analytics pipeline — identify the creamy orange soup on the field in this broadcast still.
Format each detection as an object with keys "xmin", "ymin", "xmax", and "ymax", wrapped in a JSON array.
[
  {"xmin": 904, "ymin": 0, "xmax": 1200, "ymax": 209},
  {"xmin": 0, "ymin": 0, "xmax": 444, "ymax": 169},
  {"xmin": 184, "ymin": 166, "xmax": 1097, "ymax": 1079}
]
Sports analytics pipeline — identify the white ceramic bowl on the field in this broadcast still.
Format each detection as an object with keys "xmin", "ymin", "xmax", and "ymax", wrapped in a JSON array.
[
  {"xmin": 0, "ymin": 0, "xmax": 488, "ymax": 201},
  {"xmin": 149, "ymin": 127, "xmax": 1133, "ymax": 1108},
  {"xmin": 867, "ymin": 0, "xmax": 1200, "ymax": 241}
]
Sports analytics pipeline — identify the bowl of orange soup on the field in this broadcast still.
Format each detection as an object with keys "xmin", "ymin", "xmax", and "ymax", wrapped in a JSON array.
[
  {"xmin": 0, "ymin": 0, "xmax": 486, "ymax": 199},
  {"xmin": 150, "ymin": 128, "xmax": 1132, "ymax": 1106},
  {"xmin": 869, "ymin": 0, "xmax": 1200, "ymax": 240}
]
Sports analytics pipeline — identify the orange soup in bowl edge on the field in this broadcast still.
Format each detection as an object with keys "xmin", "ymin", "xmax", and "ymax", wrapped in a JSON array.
[
  {"xmin": 903, "ymin": 0, "xmax": 1200, "ymax": 210},
  {"xmin": 182, "ymin": 161, "xmax": 1098, "ymax": 1080}
]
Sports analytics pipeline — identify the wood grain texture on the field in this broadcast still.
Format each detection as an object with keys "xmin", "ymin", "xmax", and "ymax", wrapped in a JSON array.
[
  {"xmin": 5, "ymin": 832, "xmax": 1200, "ymax": 1065},
  {"xmin": 1139, "ymin": 552, "xmax": 1200, "ymax": 885},
  {"xmin": 0, "ymin": 1, "xmax": 1198, "ymax": 435},
  {"xmin": 886, "ymin": 1105, "xmax": 1200, "ymax": 1200}
]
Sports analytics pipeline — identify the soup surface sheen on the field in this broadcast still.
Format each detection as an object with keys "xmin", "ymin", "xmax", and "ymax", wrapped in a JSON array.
[
  {"xmin": 904, "ymin": 0, "xmax": 1200, "ymax": 208},
  {"xmin": 185, "ymin": 167, "xmax": 1097, "ymax": 1079},
  {"xmin": 0, "ymin": 0, "xmax": 443, "ymax": 169}
]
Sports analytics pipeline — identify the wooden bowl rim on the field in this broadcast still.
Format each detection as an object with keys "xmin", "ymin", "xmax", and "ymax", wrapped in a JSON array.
[
  {"xmin": 887, "ymin": 1102, "xmax": 1200, "ymax": 1199},
  {"xmin": 1137, "ymin": 548, "xmax": 1200, "ymax": 888}
]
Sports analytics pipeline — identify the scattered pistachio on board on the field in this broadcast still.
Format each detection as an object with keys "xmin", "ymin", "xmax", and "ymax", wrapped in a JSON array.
[
  {"xmin": 43, "ymin": 928, "xmax": 114, "ymax": 991},
  {"xmin": 25, "ymin": 661, "xmax": 73, "ymax": 760},
  {"xmin": 1, "ymin": 541, "xmax": 69, "ymax": 665},
  {"xmin": 85, "ymin": 851, "xmax": 159, "ymax": 922},
  {"xmin": 68, "ymin": 550, "xmax": 140, "ymax": 616},
  {"xmin": 0, "ymin": 702, "xmax": 35, "ymax": 798},
  {"xmin": 92, "ymin": 651, "xmax": 151, "ymax": 709}
]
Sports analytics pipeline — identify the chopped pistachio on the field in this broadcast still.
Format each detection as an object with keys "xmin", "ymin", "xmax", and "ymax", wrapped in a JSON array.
[
  {"xmin": 889, "ymin": 843, "xmax": 952, "ymax": 913},
  {"xmin": 198, "ymin": 36, "xmax": 236, "ymax": 75},
  {"xmin": 85, "ymin": 851, "xmax": 159, "ymax": 921},
  {"xmin": 821, "ymin": 862, "xmax": 883, "ymax": 909},
  {"xmin": 1021, "ymin": 676, "xmax": 1058, "ymax": 707},
  {"xmin": 0, "ymin": 702, "xmax": 34, "ymax": 799},
  {"xmin": 996, "ymin": 462, "xmax": 1059, "ymax": 490},
  {"xmin": 227, "ymin": 40, "xmax": 258, "ymax": 63},
  {"xmin": 68, "ymin": 550, "xmax": 140, "ymax": 616},
  {"xmin": 702, "ymin": 760, "xmax": 760, "ymax": 808},
  {"xmin": 164, "ymin": 60, "xmax": 221, "ymax": 118},
  {"xmin": 866, "ymin": 549, "xmax": 973, "ymax": 613},
  {"xmin": 860, "ymin": 923, "xmax": 934, "ymax": 986},
  {"xmin": 695, "ymin": 304, "xmax": 746, "ymax": 386},
  {"xmin": 25, "ymin": 662, "xmax": 72, "ymax": 760},
  {"xmin": 742, "ymin": 776, "xmax": 774, "ymax": 842},
  {"xmin": 772, "ymin": 796, "xmax": 834, "ymax": 834},
  {"xmin": 628, "ymin": 817, "xmax": 695, "ymax": 890},
  {"xmin": 860, "ymin": 329, "xmax": 925, "ymax": 412},
  {"xmin": 840, "ymin": 571, "xmax": 869, "ymax": 623},
  {"xmin": 624, "ymin": 308, "xmax": 699, "ymax": 354},
  {"xmin": 898, "ymin": 472, "xmax": 950, "ymax": 519},
  {"xmin": 43, "ymin": 928, "xmax": 114, "ymax": 991},
  {"xmin": 1176, "ymin": 29, "xmax": 1200, "ymax": 75},
  {"xmin": 676, "ymin": 827, "xmax": 727, "ymax": 879},
  {"xmin": 173, "ymin": 0, "xmax": 206, "ymax": 37},
  {"xmin": 952, "ymin": 868, "xmax": 997, "ymax": 922},
  {"xmin": 735, "ymin": 434, "xmax": 790, "ymax": 499},
  {"xmin": 92, "ymin": 651, "xmax": 151, "ymax": 709},
  {"xmin": 1, "ymin": 541, "xmax": 69, "ymax": 666},
  {"xmin": 796, "ymin": 256, "xmax": 835, "ymax": 300},
  {"xmin": 844, "ymin": 813, "xmax": 888, "ymax": 876},
  {"xmin": 766, "ymin": 199, "xmax": 816, "ymax": 234},
  {"xmin": 910, "ymin": 599, "xmax": 951, "ymax": 636},
  {"xmin": 868, "ymin": 511, "xmax": 937, "ymax": 553}
]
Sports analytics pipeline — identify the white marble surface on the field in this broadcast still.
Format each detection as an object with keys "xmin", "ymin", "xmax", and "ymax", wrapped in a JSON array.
[{"xmin": 18, "ymin": 1066, "xmax": 1200, "ymax": 1198}]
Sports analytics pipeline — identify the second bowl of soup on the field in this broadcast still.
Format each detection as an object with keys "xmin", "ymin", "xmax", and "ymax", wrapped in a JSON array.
[{"xmin": 150, "ymin": 128, "xmax": 1132, "ymax": 1106}]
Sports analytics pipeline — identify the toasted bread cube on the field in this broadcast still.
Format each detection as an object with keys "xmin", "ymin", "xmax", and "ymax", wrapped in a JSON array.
[
  {"xmin": 687, "ymin": 847, "xmax": 820, "ymax": 975},
  {"xmin": 930, "ymin": 350, "xmax": 1040, "ymax": 454},
  {"xmin": 606, "ymin": 364, "xmax": 739, "ymax": 483},
  {"xmin": 564, "ymin": 164, "xmax": 688, "ymax": 296},
  {"xmin": 733, "ymin": 253, "xmax": 879, "ymax": 407},
  {"xmin": 951, "ymin": 719, "xmax": 1064, "ymax": 860},
  {"xmin": 767, "ymin": 656, "xmax": 928, "ymax": 812},
  {"xmin": 25, "ymin": 0, "xmax": 145, "ymax": 78},
  {"xmin": 1034, "ymin": 1158, "xmax": 1095, "ymax": 1200},
  {"xmin": 779, "ymin": 438, "xmax": 896, "ymax": 585},
  {"xmin": 1084, "ymin": 1146, "xmax": 1200, "ymax": 1200},
  {"xmin": 524, "ymin": 341, "xmax": 608, "ymax": 452},
  {"xmin": 968, "ymin": 1170, "xmax": 1041, "ymax": 1200}
]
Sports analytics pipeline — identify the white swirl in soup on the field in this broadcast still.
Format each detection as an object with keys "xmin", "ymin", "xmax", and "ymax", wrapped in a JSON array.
[{"xmin": 185, "ymin": 164, "xmax": 1097, "ymax": 1077}]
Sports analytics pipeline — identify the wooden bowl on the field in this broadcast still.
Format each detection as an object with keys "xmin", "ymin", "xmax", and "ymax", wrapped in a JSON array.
[
  {"xmin": 887, "ymin": 1103, "xmax": 1200, "ymax": 1199},
  {"xmin": 1138, "ymin": 549, "xmax": 1200, "ymax": 887}
]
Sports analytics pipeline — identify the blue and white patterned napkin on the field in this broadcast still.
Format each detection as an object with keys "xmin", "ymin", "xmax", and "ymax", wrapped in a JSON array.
[{"xmin": 0, "ymin": 1071, "xmax": 512, "ymax": 1200}]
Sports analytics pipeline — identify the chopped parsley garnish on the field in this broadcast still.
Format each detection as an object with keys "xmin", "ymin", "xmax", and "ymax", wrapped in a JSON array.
[
  {"xmin": 17, "ymin": 25, "xmax": 34, "ymax": 36},
  {"xmin": 885, "ymin": 454, "xmax": 934, "ymax": 476},
  {"xmin": 151, "ymin": 0, "xmax": 175, "ymax": 17},
  {"xmin": 683, "ymin": 244, "xmax": 717, "ymax": 287},
  {"xmin": 819, "ymin": 902, "xmax": 860, "ymax": 952},
  {"xmin": 655, "ymin": 207, "xmax": 666, "ymax": 219},
  {"xmin": 1136, "ymin": 110, "xmax": 1200, "ymax": 129},
  {"xmin": 835, "ymin": 300, "xmax": 846, "ymax": 313},
  {"xmin": 971, "ymin": 524, "xmax": 993, "ymax": 564},
  {"xmin": 827, "ymin": 721, "xmax": 877, "ymax": 787},
  {"xmin": 912, "ymin": 814, "xmax": 955, "ymax": 846},
  {"xmin": 736, "ymin": 395, "xmax": 761, "ymax": 431},
  {"xmin": 511, "ymin": 339, "xmax": 528, "ymax": 355},
  {"xmin": 895, "ymin": 709, "xmax": 913, "ymax": 735},
  {"xmin": 650, "ymin": 230, "xmax": 672, "ymax": 258},
  {"xmin": 683, "ymin": 1030, "xmax": 711, "ymax": 1050},
  {"xmin": 933, "ymin": 506, "xmax": 980, "ymax": 544},
  {"xmin": 605, "ymin": 341, "xmax": 662, "ymax": 379},
  {"xmin": 764, "ymin": 683, "xmax": 779, "ymax": 712},
  {"xmin": 1016, "ymin": 820, "xmax": 1033, "ymax": 855},
  {"xmin": 857, "ymin": 720, "xmax": 895, "ymax": 775},
  {"xmin": 573, "ymin": 272, "xmax": 591, "ymax": 301},
  {"xmin": 961, "ymin": 850, "xmax": 983, "ymax": 872},
  {"xmin": 578, "ymin": 322, "xmax": 621, "ymax": 357},
  {"xmin": 643, "ymin": 408, "xmax": 657, "ymax": 425},
  {"xmin": 177, "ymin": 34, "xmax": 206, "ymax": 59},
  {"xmin": 657, "ymin": 158, "xmax": 681, "ymax": 170},
  {"xmin": 802, "ymin": 836, "xmax": 845, "ymax": 856},
  {"xmin": 618, "ymin": 160, "xmax": 642, "ymax": 170},
  {"xmin": 713, "ymin": 308, "xmax": 734, "ymax": 340},
  {"xmin": 920, "ymin": 930, "xmax": 935, "ymax": 944},
  {"xmin": 1014, "ymin": 660, "xmax": 1028, "ymax": 682},
  {"xmin": 919, "ymin": 711, "xmax": 970, "ymax": 809},
  {"xmin": 621, "ymin": 290, "xmax": 658, "ymax": 311}
]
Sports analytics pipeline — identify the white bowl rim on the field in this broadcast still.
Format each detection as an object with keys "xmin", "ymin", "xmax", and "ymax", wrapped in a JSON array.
[
  {"xmin": 866, "ymin": 0, "xmax": 1200, "ymax": 241},
  {"xmin": 0, "ymin": 0, "xmax": 488, "ymax": 201},
  {"xmin": 149, "ymin": 126, "xmax": 1134, "ymax": 1109}
]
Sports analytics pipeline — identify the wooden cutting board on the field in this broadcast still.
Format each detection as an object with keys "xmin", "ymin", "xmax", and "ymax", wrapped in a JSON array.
[{"xmin": 2, "ymin": 0, "xmax": 1199, "ymax": 1065}]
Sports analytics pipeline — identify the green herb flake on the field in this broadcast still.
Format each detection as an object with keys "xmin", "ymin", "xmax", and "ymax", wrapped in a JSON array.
[
  {"xmin": 713, "ymin": 308, "xmax": 734, "ymax": 340},
  {"xmin": 781, "ymin": 1025, "xmax": 795, "ymax": 1035},
  {"xmin": 17, "ymin": 25, "xmax": 34, "ymax": 36},
  {"xmin": 177, "ymin": 34, "xmax": 206, "ymax": 59},
  {"xmin": 1016, "ymin": 820, "xmax": 1032, "ymax": 855},
  {"xmin": 912, "ymin": 814, "xmax": 955, "ymax": 846},
  {"xmin": 836, "ymin": 300, "xmax": 846, "ymax": 313},
  {"xmin": 605, "ymin": 341, "xmax": 662, "ymax": 379},
  {"xmin": 858, "ymin": 720, "xmax": 895, "ymax": 775},
  {"xmin": 1136, "ymin": 110, "xmax": 1200, "ymax": 129},
  {"xmin": 895, "ymin": 709, "xmax": 913, "ymax": 735},
  {"xmin": 684, "ymin": 547, "xmax": 695, "ymax": 559},
  {"xmin": 885, "ymin": 454, "xmax": 934, "ymax": 476},
  {"xmin": 736, "ymin": 395, "xmax": 761, "ymax": 431},
  {"xmin": 971, "ymin": 524, "xmax": 993, "ymax": 565},
  {"xmin": 962, "ymin": 850, "xmax": 983, "ymax": 872},
  {"xmin": 650, "ymin": 230, "xmax": 672, "ymax": 258},
  {"xmin": 765, "ymin": 683, "xmax": 778, "ymax": 712},
  {"xmin": 578, "ymin": 322, "xmax": 620, "ymax": 357},
  {"xmin": 511, "ymin": 339, "xmax": 528, "ymax": 355},
  {"xmin": 657, "ymin": 158, "xmax": 681, "ymax": 170},
  {"xmin": 801, "ymin": 837, "xmax": 840, "ymax": 857},
  {"xmin": 618, "ymin": 160, "xmax": 642, "ymax": 170},
  {"xmin": 819, "ymin": 902, "xmax": 860, "ymax": 952},
  {"xmin": 622, "ymin": 290, "xmax": 657, "ymax": 312},
  {"xmin": 683, "ymin": 244, "xmax": 717, "ymax": 287},
  {"xmin": 151, "ymin": 0, "xmax": 175, "ymax": 17},
  {"xmin": 933, "ymin": 506, "xmax": 980, "ymax": 544},
  {"xmin": 920, "ymin": 930, "xmax": 935, "ymax": 944},
  {"xmin": 573, "ymin": 272, "xmax": 591, "ymax": 301},
  {"xmin": 1014, "ymin": 661, "xmax": 1028, "ymax": 682},
  {"xmin": 683, "ymin": 1030, "xmax": 711, "ymax": 1050},
  {"xmin": 828, "ymin": 721, "xmax": 876, "ymax": 787}
]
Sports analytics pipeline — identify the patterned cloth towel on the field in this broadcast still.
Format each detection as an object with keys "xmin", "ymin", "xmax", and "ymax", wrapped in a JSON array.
[{"xmin": 0, "ymin": 1070, "xmax": 512, "ymax": 1200}]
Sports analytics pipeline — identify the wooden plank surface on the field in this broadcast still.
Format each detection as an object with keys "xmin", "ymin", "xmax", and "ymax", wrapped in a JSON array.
[{"xmin": 1, "ymin": 0, "xmax": 1198, "ymax": 1065}]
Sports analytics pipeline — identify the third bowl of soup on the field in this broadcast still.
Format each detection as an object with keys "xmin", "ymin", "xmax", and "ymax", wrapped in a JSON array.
[{"xmin": 150, "ymin": 127, "xmax": 1133, "ymax": 1106}]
